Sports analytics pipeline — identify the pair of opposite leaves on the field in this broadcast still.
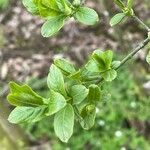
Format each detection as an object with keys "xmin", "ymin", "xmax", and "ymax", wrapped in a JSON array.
[{"xmin": 23, "ymin": 0, "xmax": 99, "ymax": 37}]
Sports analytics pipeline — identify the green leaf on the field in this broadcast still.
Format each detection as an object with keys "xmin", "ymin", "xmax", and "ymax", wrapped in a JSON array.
[
  {"xmin": 47, "ymin": 64, "xmax": 67, "ymax": 96},
  {"xmin": 92, "ymin": 50, "xmax": 113, "ymax": 72},
  {"xmin": 111, "ymin": 61, "xmax": 121, "ymax": 69},
  {"xmin": 80, "ymin": 67, "xmax": 99, "ymax": 81},
  {"xmin": 74, "ymin": 6, "xmax": 99, "ymax": 25},
  {"xmin": 80, "ymin": 104, "xmax": 96, "ymax": 130},
  {"xmin": 46, "ymin": 90, "xmax": 66, "ymax": 116},
  {"xmin": 8, "ymin": 106, "xmax": 47, "ymax": 124},
  {"xmin": 73, "ymin": 0, "xmax": 80, "ymax": 6},
  {"xmin": 56, "ymin": 0, "xmax": 72, "ymax": 15},
  {"xmin": 71, "ymin": 85, "xmax": 89, "ymax": 104},
  {"xmin": 41, "ymin": 15, "xmax": 66, "ymax": 37},
  {"xmin": 38, "ymin": 2, "xmax": 60, "ymax": 19},
  {"xmin": 101, "ymin": 69, "xmax": 117, "ymax": 82},
  {"xmin": 23, "ymin": 0, "xmax": 39, "ymax": 15},
  {"xmin": 85, "ymin": 59, "xmax": 100, "ymax": 73},
  {"xmin": 110, "ymin": 13, "xmax": 126, "ymax": 26},
  {"xmin": 54, "ymin": 104, "xmax": 74, "ymax": 142},
  {"xmin": 40, "ymin": 0, "xmax": 59, "ymax": 10},
  {"xmin": 38, "ymin": 0, "xmax": 72, "ymax": 18},
  {"xmin": 146, "ymin": 51, "xmax": 150, "ymax": 65},
  {"xmin": 7, "ymin": 82, "xmax": 44, "ymax": 107},
  {"xmin": 114, "ymin": 0, "xmax": 126, "ymax": 10},
  {"xmin": 68, "ymin": 70, "xmax": 81, "ymax": 80},
  {"xmin": 54, "ymin": 58, "xmax": 76, "ymax": 76},
  {"xmin": 127, "ymin": 0, "xmax": 133, "ymax": 9},
  {"xmin": 88, "ymin": 84, "xmax": 101, "ymax": 103}
]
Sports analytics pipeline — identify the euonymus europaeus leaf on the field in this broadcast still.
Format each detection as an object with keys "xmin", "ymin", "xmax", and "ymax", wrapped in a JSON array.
[
  {"xmin": 70, "ymin": 85, "xmax": 89, "ymax": 104},
  {"xmin": 56, "ymin": 0, "xmax": 72, "ymax": 14},
  {"xmin": 75, "ymin": 7, "xmax": 99, "ymax": 25},
  {"xmin": 110, "ymin": 13, "xmax": 126, "ymax": 26},
  {"xmin": 8, "ymin": 106, "xmax": 47, "ymax": 124},
  {"xmin": 127, "ymin": 0, "xmax": 133, "ymax": 9},
  {"xmin": 23, "ymin": 0, "xmax": 100, "ymax": 37},
  {"xmin": 80, "ymin": 104, "xmax": 96, "ymax": 130},
  {"xmin": 92, "ymin": 50, "xmax": 113, "ymax": 72},
  {"xmin": 80, "ymin": 67, "xmax": 99, "ymax": 81},
  {"xmin": 146, "ymin": 51, "xmax": 150, "ymax": 65},
  {"xmin": 23, "ymin": 0, "xmax": 39, "ymax": 15},
  {"xmin": 114, "ymin": 0, "xmax": 126, "ymax": 10},
  {"xmin": 54, "ymin": 104, "xmax": 74, "ymax": 142},
  {"xmin": 68, "ymin": 70, "xmax": 81, "ymax": 80},
  {"xmin": 88, "ymin": 84, "xmax": 101, "ymax": 103},
  {"xmin": 41, "ymin": 15, "xmax": 66, "ymax": 37},
  {"xmin": 47, "ymin": 64, "xmax": 67, "ymax": 96},
  {"xmin": 46, "ymin": 90, "xmax": 66, "ymax": 116},
  {"xmin": 101, "ymin": 69, "xmax": 117, "ymax": 82},
  {"xmin": 7, "ymin": 82, "xmax": 44, "ymax": 107},
  {"xmin": 7, "ymin": 49, "xmax": 121, "ymax": 142},
  {"xmin": 54, "ymin": 58, "xmax": 76, "ymax": 75},
  {"xmin": 38, "ymin": 1, "xmax": 60, "ymax": 19},
  {"xmin": 85, "ymin": 59, "xmax": 100, "ymax": 73},
  {"xmin": 73, "ymin": 0, "xmax": 80, "ymax": 6},
  {"xmin": 112, "ymin": 61, "xmax": 121, "ymax": 69}
]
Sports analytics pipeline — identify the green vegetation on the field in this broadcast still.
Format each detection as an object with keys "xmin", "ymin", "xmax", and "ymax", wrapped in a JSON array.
[
  {"xmin": 6, "ymin": 0, "xmax": 150, "ymax": 145},
  {"xmin": 0, "ymin": 0, "xmax": 9, "ymax": 10},
  {"xmin": 22, "ymin": 62, "xmax": 150, "ymax": 149}
]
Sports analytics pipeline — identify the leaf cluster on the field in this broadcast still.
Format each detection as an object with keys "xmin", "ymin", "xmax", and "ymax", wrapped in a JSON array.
[
  {"xmin": 7, "ymin": 49, "xmax": 118, "ymax": 142},
  {"xmin": 23, "ymin": 0, "xmax": 99, "ymax": 37},
  {"xmin": 110, "ymin": 0, "xmax": 134, "ymax": 26}
]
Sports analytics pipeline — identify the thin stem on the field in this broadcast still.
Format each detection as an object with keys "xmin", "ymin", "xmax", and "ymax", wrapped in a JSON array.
[
  {"xmin": 133, "ymin": 15, "xmax": 150, "ymax": 32},
  {"xmin": 116, "ymin": 37, "xmax": 150, "ymax": 70}
]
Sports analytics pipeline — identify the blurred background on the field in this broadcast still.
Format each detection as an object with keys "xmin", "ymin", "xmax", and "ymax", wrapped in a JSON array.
[{"xmin": 0, "ymin": 0, "xmax": 150, "ymax": 149}]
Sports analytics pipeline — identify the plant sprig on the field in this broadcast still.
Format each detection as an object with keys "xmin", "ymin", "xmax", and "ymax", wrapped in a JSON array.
[
  {"xmin": 7, "ymin": 0, "xmax": 150, "ymax": 143},
  {"xmin": 23, "ymin": 0, "xmax": 99, "ymax": 37}
]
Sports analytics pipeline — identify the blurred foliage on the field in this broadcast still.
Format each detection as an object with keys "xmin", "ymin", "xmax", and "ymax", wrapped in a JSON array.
[
  {"xmin": 0, "ymin": 0, "xmax": 9, "ymax": 10},
  {"xmin": 22, "ymin": 57, "xmax": 150, "ymax": 150}
]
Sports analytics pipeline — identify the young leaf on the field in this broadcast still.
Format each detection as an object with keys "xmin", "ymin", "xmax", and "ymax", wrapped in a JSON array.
[
  {"xmin": 7, "ymin": 82, "xmax": 44, "ymax": 107},
  {"xmin": 80, "ymin": 105, "xmax": 96, "ymax": 130},
  {"xmin": 54, "ymin": 58, "xmax": 76, "ymax": 76},
  {"xmin": 88, "ymin": 84, "xmax": 101, "ymax": 103},
  {"xmin": 114, "ymin": 0, "xmax": 126, "ymax": 10},
  {"xmin": 39, "ymin": 0, "xmax": 59, "ymax": 11},
  {"xmin": 47, "ymin": 64, "xmax": 67, "ymax": 96},
  {"xmin": 111, "ymin": 61, "xmax": 121, "ymax": 69},
  {"xmin": 80, "ymin": 67, "xmax": 100, "ymax": 82},
  {"xmin": 73, "ymin": 0, "xmax": 80, "ymax": 6},
  {"xmin": 56, "ymin": 0, "xmax": 72, "ymax": 15},
  {"xmin": 38, "ymin": 2, "xmax": 60, "ymax": 19},
  {"xmin": 74, "ymin": 7, "xmax": 99, "ymax": 25},
  {"xmin": 46, "ymin": 90, "xmax": 66, "ymax": 116},
  {"xmin": 110, "ymin": 13, "xmax": 126, "ymax": 26},
  {"xmin": 146, "ymin": 51, "xmax": 150, "ymax": 65},
  {"xmin": 68, "ymin": 70, "xmax": 81, "ymax": 80},
  {"xmin": 101, "ymin": 69, "xmax": 117, "ymax": 82},
  {"xmin": 54, "ymin": 104, "xmax": 74, "ymax": 142},
  {"xmin": 41, "ymin": 15, "xmax": 66, "ymax": 37},
  {"xmin": 71, "ymin": 85, "xmax": 89, "ymax": 104},
  {"xmin": 8, "ymin": 106, "xmax": 47, "ymax": 124},
  {"xmin": 23, "ymin": 0, "xmax": 39, "ymax": 15},
  {"xmin": 127, "ymin": 0, "xmax": 133, "ymax": 9},
  {"xmin": 85, "ymin": 59, "xmax": 100, "ymax": 73},
  {"xmin": 92, "ymin": 50, "xmax": 113, "ymax": 72}
]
